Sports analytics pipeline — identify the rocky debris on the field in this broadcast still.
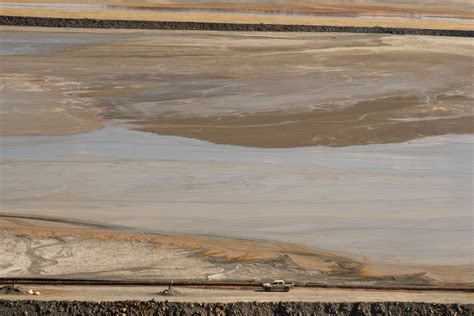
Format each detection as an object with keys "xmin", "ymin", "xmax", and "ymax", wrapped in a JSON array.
[
  {"xmin": 158, "ymin": 288, "xmax": 181, "ymax": 296},
  {"xmin": 0, "ymin": 285, "xmax": 23, "ymax": 295},
  {"xmin": 159, "ymin": 283, "xmax": 181, "ymax": 297},
  {"xmin": 0, "ymin": 285, "xmax": 41, "ymax": 296},
  {"xmin": 0, "ymin": 16, "xmax": 472, "ymax": 37},
  {"xmin": 0, "ymin": 300, "xmax": 472, "ymax": 315}
]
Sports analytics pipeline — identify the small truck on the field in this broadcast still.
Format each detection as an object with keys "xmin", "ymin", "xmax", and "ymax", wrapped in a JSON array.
[{"xmin": 261, "ymin": 280, "xmax": 295, "ymax": 292}]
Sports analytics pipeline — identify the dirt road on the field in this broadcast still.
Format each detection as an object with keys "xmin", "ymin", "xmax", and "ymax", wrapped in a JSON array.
[{"xmin": 1, "ymin": 284, "xmax": 473, "ymax": 304}]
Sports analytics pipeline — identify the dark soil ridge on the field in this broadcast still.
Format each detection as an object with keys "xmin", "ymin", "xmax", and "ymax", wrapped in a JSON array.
[
  {"xmin": 0, "ymin": 16, "xmax": 473, "ymax": 37},
  {"xmin": 1, "ymin": 300, "xmax": 472, "ymax": 315}
]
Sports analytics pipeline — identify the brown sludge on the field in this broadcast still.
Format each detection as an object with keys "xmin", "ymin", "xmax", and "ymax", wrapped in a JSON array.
[{"xmin": 137, "ymin": 96, "xmax": 474, "ymax": 148}]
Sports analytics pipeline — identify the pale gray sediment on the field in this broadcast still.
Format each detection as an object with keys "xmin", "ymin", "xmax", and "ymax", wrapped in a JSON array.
[
  {"xmin": 2, "ymin": 128, "xmax": 472, "ymax": 266},
  {"xmin": 0, "ymin": 16, "xmax": 473, "ymax": 37},
  {"xmin": 0, "ymin": 300, "xmax": 472, "ymax": 315}
]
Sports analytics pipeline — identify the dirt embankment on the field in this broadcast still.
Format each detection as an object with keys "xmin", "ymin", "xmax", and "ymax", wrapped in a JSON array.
[
  {"xmin": 0, "ymin": 300, "xmax": 472, "ymax": 315},
  {"xmin": 0, "ymin": 16, "xmax": 473, "ymax": 37}
]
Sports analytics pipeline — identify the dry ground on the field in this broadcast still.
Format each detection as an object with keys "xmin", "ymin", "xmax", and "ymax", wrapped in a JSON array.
[{"xmin": 1, "ymin": 285, "xmax": 473, "ymax": 304}]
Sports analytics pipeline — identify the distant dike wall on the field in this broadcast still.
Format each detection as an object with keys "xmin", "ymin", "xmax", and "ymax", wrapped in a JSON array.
[
  {"xmin": 1, "ymin": 300, "xmax": 473, "ymax": 316},
  {"xmin": 0, "ymin": 16, "xmax": 473, "ymax": 37}
]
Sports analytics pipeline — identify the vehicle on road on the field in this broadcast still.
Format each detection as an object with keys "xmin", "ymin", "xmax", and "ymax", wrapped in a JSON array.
[{"xmin": 262, "ymin": 280, "xmax": 294, "ymax": 292}]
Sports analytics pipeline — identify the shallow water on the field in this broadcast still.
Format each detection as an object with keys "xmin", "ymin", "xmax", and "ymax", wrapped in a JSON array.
[
  {"xmin": 1, "ymin": 127, "xmax": 472, "ymax": 265},
  {"xmin": 1, "ymin": 126, "xmax": 472, "ymax": 177}
]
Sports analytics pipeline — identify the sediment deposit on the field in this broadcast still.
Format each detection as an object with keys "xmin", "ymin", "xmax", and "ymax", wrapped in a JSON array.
[
  {"xmin": 0, "ymin": 215, "xmax": 440, "ymax": 286},
  {"xmin": 1, "ymin": 28, "xmax": 472, "ymax": 147}
]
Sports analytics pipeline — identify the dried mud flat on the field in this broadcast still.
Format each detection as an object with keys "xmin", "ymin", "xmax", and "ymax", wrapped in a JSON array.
[
  {"xmin": 0, "ymin": 215, "xmax": 472, "ymax": 288},
  {"xmin": 0, "ymin": 215, "xmax": 423, "ymax": 284},
  {"xmin": 2, "ymin": 215, "xmax": 356, "ymax": 283}
]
